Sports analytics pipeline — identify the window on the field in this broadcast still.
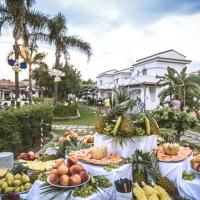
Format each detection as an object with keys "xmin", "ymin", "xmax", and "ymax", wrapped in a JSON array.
[
  {"xmin": 142, "ymin": 69, "xmax": 147, "ymax": 76},
  {"xmin": 137, "ymin": 70, "xmax": 140, "ymax": 76},
  {"xmin": 116, "ymin": 78, "xmax": 118, "ymax": 84},
  {"xmin": 100, "ymin": 80, "xmax": 102, "ymax": 85},
  {"xmin": 149, "ymin": 87, "xmax": 156, "ymax": 102}
]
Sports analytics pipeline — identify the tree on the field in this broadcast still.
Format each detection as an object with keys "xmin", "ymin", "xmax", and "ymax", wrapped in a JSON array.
[
  {"xmin": 36, "ymin": 13, "xmax": 92, "ymax": 104},
  {"xmin": 32, "ymin": 62, "xmax": 82, "ymax": 99},
  {"xmin": 159, "ymin": 67, "xmax": 200, "ymax": 110},
  {"xmin": 0, "ymin": 0, "xmax": 47, "ymax": 107}
]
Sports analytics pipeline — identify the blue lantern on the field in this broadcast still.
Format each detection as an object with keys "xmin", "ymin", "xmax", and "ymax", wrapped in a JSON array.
[
  {"xmin": 20, "ymin": 62, "xmax": 27, "ymax": 69},
  {"xmin": 8, "ymin": 59, "xmax": 15, "ymax": 66}
]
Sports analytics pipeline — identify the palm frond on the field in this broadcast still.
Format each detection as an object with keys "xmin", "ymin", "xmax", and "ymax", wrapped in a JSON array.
[{"xmin": 63, "ymin": 35, "xmax": 92, "ymax": 61}]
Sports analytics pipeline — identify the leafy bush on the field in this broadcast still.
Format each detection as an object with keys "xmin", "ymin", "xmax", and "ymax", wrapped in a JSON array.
[
  {"xmin": 0, "ymin": 104, "xmax": 53, "ymax": 155},
  {"xmin": 32, "ymin": 96, "xmax": 44, "ymax": 103},
  {"xmin": 151, "ymin": 107, "xmax": 197, "ymax": 141},
  {"xmin": 54, "ymin": 101, "xmax": 78, "ymax": 117}
]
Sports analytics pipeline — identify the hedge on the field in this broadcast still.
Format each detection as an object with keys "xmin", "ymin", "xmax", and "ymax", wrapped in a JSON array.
[
  {"xmin": 54, "ymin": 101, "xmax": 78, "ymax": 117},
  {"xmin": 0, "ymin": 104, "xmax": 53, "ymax": 155}
]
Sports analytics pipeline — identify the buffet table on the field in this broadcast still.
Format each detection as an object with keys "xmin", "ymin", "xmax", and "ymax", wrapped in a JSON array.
[
  {"xmin": 94, "ymin": 133, "xmax": 157, "ymax": 158},
  {"xmin": 26, "ymin": 180, "xmax": 114, "ymax": 200}
]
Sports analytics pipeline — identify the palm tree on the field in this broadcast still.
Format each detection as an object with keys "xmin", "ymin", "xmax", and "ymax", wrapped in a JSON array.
[
  {"xmin": 159, "ymin": 66, "xmax": 200, "ymax": 110},
  {"xmin": 36, "ymin": 13, "xmax": 92, "ymax": 104},
  {"xmin": 0, "ymin": 0, "xmax": 48, "ymax": 107}
]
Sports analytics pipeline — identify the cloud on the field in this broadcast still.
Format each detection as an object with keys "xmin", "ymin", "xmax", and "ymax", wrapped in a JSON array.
[{"xmin": 0, "ymin": 0, "xmax": 200, "ymax": 82}]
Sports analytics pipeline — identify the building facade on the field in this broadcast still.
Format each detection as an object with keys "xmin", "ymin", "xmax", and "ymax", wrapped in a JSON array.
[{"xmin": 96, "ymin": 49, "xmax": 191, "ymax": 110}]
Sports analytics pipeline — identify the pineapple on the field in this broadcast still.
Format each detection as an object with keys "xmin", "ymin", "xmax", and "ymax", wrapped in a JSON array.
[
  {"xmin": 30, "ymin": 171, "xmax": 41, "ymax": 183},
  {"xmin": 95, "ymin": 115, "xmax": 110, "ymax": 133},
  {"xmin": 149, "ymin": 153, "xmax": 179, "ymax": 197},
  {"xmin": 132, "ymin": 151, "xmax": 151, "ymax": 184},
  {"xmin": 120, "ymin": 115, "xmax": 134, "ymax": 135},
  {"xmin": 145, "ymin": 112, "xmax": 159, "ymax": 134}
]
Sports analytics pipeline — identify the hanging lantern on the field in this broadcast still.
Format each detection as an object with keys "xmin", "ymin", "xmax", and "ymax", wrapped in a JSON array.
[
  {"xmin": 20, "ymin": 62, "xmax": 27, "ymax": 69},
  {"xmin": 8, "ymin": 59, "xmax": 15, "ymax": 66}
]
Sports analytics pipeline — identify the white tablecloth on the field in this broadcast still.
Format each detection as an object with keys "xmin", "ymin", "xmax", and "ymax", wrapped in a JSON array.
[
  {"xmin": 159, "ymin": 156, "xmax": 200, "ymax": 200},
  {"xmin": 26, "ymin": 180, "xmax": 114, "ymax": 200},
  {"xmin": 94, "ymin": 133, "xmax": 157, "ymax": 158},
  {"xmin": 79, "ymin": 161, "xmax": 132, "ymax": 183}
]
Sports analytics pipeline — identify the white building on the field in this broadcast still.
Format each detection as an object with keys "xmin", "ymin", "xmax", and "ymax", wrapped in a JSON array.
[{"xmin": 96, "ymin": 49, "xmax": 191, "ymax": 110}]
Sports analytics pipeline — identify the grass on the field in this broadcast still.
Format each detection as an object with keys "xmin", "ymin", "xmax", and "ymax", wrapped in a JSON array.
[{"xmin": 53, "ymin": 106, "xmax": 97, "ymax": 126}]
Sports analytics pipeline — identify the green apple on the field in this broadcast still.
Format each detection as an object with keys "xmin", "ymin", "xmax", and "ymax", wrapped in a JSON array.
[
  {"xmin": 24, "ymin": 182, "xmax": 32, "ymax": 190},
  {"xmin": 14, "ymin": 174, "xmax": 22, "ymax": 180},
  {"xmin": 21, "ymin": 175, "xmax": 30, "ymax": 183},
  {"xmin": 14, "ymin": 180, "xmax": 21, "ymax": 186}
]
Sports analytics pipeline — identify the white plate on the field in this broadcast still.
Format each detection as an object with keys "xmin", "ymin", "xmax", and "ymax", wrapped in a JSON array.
[{"xmin": 47, "ymin": 175, "xmax": 90, "ymax": 188}]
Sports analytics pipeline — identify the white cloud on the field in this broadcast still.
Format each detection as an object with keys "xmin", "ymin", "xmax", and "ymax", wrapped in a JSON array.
[{"xmin": 0, "ymin": 12, "xmax": 200, "ymax": 82}]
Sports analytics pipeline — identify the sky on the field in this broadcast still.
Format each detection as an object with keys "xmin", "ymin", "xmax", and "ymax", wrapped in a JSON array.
[{"xmin": 0, "ymin": 0, "xmax": 200, "ymax": 81}]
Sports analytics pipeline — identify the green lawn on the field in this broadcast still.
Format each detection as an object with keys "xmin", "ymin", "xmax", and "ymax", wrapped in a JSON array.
[{"xmin": 53, "ymin": 106, "xmax": 97, "ymax": 126}]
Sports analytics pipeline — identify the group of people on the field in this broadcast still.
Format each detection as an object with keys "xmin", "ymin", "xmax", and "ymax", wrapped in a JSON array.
[{"xmin": 96, "ymin": 97, "xmax": 111, "ymax": 114}]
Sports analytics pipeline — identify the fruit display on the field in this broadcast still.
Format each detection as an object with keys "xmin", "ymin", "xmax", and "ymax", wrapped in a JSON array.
[
  {"xmin": 162, "ymin": 143, "xmax": 180, "ymax": 156},
  {"xmin": 157, "ymin": 146, "xmax": 192, "ymax": 162},
  {"xmin": 132, "ymin": 182, "xmax": 147, "ymax": 200},
  {"xmin": 0, "ymin": 172, "xmax": 32, "ymax": 194},
  {"xmin": 18, "ymin": 151, "xmax": 36, "ymax": 161},
  {"xmin": 71, "ymin": 148, "xmax": 123, "ymax": 165},
  {"xmin": 182, "ymin": 171, "xmax": 195, "ymax": 181},
  {"xmin": 22, "ymin": 160, "xmax": 56, "ymax": 171},
  {"xmin": 48, "ymin": 156, "xmax": 89, "ymax": 187},
  {"xmin": 152, "ymin": 183, "xmax": 172, "ymax": 200},
  {"xmin": 120, "ymin": 115, "xmax": 134, "ymax": 135},
  {"xmin": 191, "ymin": 154, "xmax": 200, "ymax": 172}
]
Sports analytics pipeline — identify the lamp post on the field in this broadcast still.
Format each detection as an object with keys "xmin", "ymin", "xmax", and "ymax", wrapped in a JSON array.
[{"xmin": 13, "ymin": 38, "xmax": 24, "ymax": 108}]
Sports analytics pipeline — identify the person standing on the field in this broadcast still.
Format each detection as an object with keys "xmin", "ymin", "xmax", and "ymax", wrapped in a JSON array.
[
  {"xmin": 104, "ymin": 97, "xmax": 111, "ymax": 113},
  {"xmin": 96, "ymin": 98, "xmax": 103, "ymax": 115},
  {"xmin": 170, "ymin": 95, "xmax": 181, "ymax": 109}
]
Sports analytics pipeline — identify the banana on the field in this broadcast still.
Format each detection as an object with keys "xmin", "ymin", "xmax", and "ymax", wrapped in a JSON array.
[
  {"xmin": 144, "ymin": 116, "xmax": 151, "ymax": 135},
  {"xmin": 113, "ymin": 116, "xmax": 122, "ymax": 136}
]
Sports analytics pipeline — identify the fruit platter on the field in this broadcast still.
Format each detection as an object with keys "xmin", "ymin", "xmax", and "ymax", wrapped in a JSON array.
[
  {"xmin": 70, "ymin": 146, "xmax": 123, "ymax": 165},
  {"xmin": 47, "ymin": 156, "xmax": 90, "ymax": 188},
  {"xmin": 59, "ymin": 130, "xmax": 94, "ymax": 144},
  {"xmin": 0, "ymin": 170, "xmax": 32, "ymax": 195},
  {"xmin": 156, "ymin": 143, "xmax": 193, "ymax": 162}
]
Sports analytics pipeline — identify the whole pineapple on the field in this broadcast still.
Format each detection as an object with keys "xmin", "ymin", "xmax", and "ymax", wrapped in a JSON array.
[
  {"xmin": 132, "ymin": 151, "xmax": 151, "ymax": 184},
  {"xmin": 149, "ymin": 153, "xmax": 179, "ymax": 197},
  {"xmin": 95, "ymin": 115, "xmax": 110, "ymax": 133},
  {"xmin": 120, "ymin": 115, "xmax": 134, "ymax": 135},
  {"xmin": 30, "ymin": 171, "xmax": 41, "ymax": 183},
  {"xmin": 148, "ymin": 116, "xmax": 159, "ymax": 134}
]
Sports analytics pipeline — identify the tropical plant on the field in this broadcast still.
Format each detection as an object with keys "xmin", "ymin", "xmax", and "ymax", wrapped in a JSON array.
[
  {"xmin": 159, "ymin": 67, "xmax": 200, "ymax": 110},
  {"xmin": 35, "ymin": 12, "xmax": 92, "ymax": 104},
  {"xmin": 0, "ymin": 0, "xmax": 48, "ymax": 107},
  {"xmin": 113, "ymin": 87, "xmax": 130, "ymax": 107}
]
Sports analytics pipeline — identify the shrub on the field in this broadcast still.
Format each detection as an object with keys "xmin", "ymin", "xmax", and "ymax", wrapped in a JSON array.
[
  {"xmin": 54, "ymin": 101, "xmax": 78, "ymax": 117},
  {"xmin": 0, "ymin": 104, "xmax": 53, "ymax": 155},
  {"xmin": 151, "ymin": 107, "xmax": 197, "ymax": 141}
]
